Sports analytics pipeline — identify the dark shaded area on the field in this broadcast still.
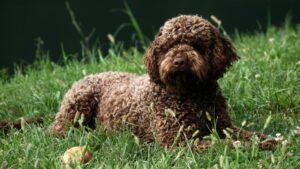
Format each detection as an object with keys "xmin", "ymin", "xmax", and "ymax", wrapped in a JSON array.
[
  {"xmin": 0, "ymin": 0, "xmax": 299, "ymax": 71},
  {"xmin": 0, "ymin": 117, "xmax": 44, "ymax": 134}
]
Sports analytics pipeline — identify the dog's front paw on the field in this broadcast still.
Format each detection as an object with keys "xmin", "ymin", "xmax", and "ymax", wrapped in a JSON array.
[{"xmin": 259, "ymin": 139, "xmax": 278, "ymax": 150}]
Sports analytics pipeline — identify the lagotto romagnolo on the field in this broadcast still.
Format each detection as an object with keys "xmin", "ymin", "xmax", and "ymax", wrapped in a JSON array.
[{"xmin": 48, "ymin": 15, "xmax": 277, "ymax": 150}]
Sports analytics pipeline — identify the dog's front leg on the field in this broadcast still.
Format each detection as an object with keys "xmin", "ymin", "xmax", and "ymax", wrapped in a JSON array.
[{"xmin": 230, "ymin": 126, "xmax": 277, "ymax": 150}]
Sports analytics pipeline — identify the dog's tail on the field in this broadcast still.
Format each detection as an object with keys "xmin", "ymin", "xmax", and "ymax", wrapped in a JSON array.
[{"xmin": 0, "ymin": 117, "xmax": 44, "ymax": 134}]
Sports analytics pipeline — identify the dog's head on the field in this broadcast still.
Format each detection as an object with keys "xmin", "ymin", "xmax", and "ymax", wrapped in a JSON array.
[{"xmin": 144, "ymin": 15, "xmax": 239, "ymax": 93}]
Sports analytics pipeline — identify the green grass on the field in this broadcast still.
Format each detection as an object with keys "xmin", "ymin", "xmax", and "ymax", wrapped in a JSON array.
[{"xmin": 1, "ymin": 23, "xmax": 300, "ymax": 168}]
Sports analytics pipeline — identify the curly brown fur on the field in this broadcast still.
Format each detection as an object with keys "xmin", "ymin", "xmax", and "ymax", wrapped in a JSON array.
[{"xmin": 48, "ymin": 15, "xmax": 276, "ymax": 150}]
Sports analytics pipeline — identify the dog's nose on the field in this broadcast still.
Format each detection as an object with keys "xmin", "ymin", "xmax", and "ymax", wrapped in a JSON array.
[{"xmin": 173, "ymin": 57, "xmax": 188, "ymax": 68}]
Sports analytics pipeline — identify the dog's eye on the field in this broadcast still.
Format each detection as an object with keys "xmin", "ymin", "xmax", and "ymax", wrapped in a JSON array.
[{"xmin": 193, "ymin": 45, "xmax": 205, "ymax": 55}]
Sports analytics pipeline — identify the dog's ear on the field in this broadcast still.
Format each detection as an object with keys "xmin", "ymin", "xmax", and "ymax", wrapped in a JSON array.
[
  {"xmin": 144, "ymin": 29, "xmax": 164, "ymax": 82},
  {"xmin": 210, "ymin": 32, "xmax": 239, "ymax": 79},
  {"xmin": 144, "ymin": 43, "xmax": 160, "ymax": 82}
]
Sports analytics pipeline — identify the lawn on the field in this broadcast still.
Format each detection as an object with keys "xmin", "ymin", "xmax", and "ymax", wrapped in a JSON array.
[{"xmin": 0, "ymin": 21, "xmax": 299, "ymax": 168}]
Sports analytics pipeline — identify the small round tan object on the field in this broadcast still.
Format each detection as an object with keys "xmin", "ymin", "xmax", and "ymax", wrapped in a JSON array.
[{"xmin": 61, "ymin": 146, "xmax": 92, "ymax": 166}]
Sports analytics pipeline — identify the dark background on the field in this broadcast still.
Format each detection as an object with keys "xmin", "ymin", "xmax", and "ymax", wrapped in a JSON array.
[{"xmin": 1, "ymin": 0, "xmax": 300, "ymax": 71}]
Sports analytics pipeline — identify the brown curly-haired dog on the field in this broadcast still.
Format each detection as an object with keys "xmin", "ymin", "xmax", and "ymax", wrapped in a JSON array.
[{"xmin": 48, "ymin": 15, "xmax": 276, "ymax": 150}]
